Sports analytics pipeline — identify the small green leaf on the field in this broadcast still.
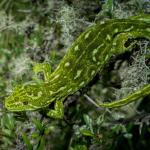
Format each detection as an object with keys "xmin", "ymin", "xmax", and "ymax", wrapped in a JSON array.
[
  {"xmin": 2, "ymin": 129, "xmax": 12, "ymax": 137},
  {"xmin": 2, "ymin": 114, "xmax": 15, "ymax": 130},
  {"xmin": 96, "ymin": 114, "xmax": 104, "ymax": 125},
  {"xmin": 83, "ymin": 114, "xmax": 92, "ymax": 126},
  {"xmin": 32, "ymin": 118, "xmax": 44, "ymax": 132},
  {"xmin": 83, "ymin": 114, "xmax": 93, "ymax": 133},
  {"xmin": 37, "ymin": 137, "xmax": 45, "ymax": 150},
  {"xmin": 80, "ymin": 129, "xmax": 95, "ymax": 137},
  {"xmin": 124, "ymin": 133, "xmax": 133, "ymax": 139},
  {"xmin": 70, "ymin": 144, "xmax": 87, "ymax": 150},
  {"xmin": 22, "ymin": 133, "xmax": 33, "ymax": 150},
  {"xmin": 111, "ymin": 124, "xmax": 127, "ymax": 134}
]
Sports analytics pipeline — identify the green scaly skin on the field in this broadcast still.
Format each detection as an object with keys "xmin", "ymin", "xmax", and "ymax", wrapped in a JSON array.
[{"xmin": 5, "ymin": 14, "xmax": 150, "ymax": 118}]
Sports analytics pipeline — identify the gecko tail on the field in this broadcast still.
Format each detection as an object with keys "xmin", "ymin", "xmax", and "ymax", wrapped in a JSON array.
[{"xmin": 97, "ymin": 84, "xmax": 150, "ymax": 108}]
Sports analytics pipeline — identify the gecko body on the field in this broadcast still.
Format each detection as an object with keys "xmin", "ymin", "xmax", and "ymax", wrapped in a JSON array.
[{"xmin": 5, "ymin": 15, "xmax": 150, "ymax": 118}]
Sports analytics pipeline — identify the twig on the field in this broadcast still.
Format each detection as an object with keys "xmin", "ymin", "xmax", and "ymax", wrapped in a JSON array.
[{"xmin": 83, "ymin": 94, "xmax": 105, "ymax": 110}]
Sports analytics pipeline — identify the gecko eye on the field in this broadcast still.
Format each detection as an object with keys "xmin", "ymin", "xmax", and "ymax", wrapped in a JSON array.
[
  {"xmin": 26, "ymin": 91, "xmax": 38, "ymax": 97},
  {"xmin": 124, "ymin": 38, "xmax": 134, "ymax": 48},
  {"xmin": 26, "ymin": 92, "xmax": 35, "ymax": 97},
  {"xmin": 23, "ymin": 101, "xmax": 28, "ymax": 105}
]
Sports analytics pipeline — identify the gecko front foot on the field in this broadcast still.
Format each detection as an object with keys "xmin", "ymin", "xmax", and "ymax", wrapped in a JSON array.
[
  {"xmin": 33, "ymin": 62, "xmax": 52, "ymax": 82},
  {"xmin": 47, "ymin": 100, "xmax": 64, "ymax": 119}
]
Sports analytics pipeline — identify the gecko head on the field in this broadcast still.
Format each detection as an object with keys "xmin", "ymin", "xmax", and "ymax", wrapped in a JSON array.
[{"xmin": 5, "ymin": 82, "xmax": 47, "ymax": 111}]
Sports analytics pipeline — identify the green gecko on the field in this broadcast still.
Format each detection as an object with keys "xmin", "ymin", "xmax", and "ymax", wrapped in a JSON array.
[{"xmin": 5, "ymin": 14, "xmax": 150, "ymax": 118}]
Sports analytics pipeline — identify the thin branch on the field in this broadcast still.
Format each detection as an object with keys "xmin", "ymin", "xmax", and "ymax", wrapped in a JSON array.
[{"xmin": 83, "ymin": 94, "xmax": 105, "ymax": 110}]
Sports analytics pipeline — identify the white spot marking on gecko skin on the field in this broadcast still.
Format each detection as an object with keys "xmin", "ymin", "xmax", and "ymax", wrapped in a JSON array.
[
  {"xmin": 79, "ymin": 81, "xmax": 85, "ymax": 87},
  {"xmin": 106, "ymin": 34, "xmax": 111, "ymax": 41},
  {"xmin": 99, "ymin": 43, "xmax": 104, "ymax": 48},
  {"xmin": 97, "ymin": 62, "xmax": 101, "ymax": 65},
  {"xmin": 54, "ymin": 74, "xmax": 60, "ymax": 79},
  {"xmin": 93, "ymin": 56, "xmax": 96, "ymax": 62},
  {"xmin": 38, "ymin": 91, "xmax": 42, "ymax": 97},
  {"xmin": 58, "ymin": 86, "xmax": 67, "ymax": 91},
  {"xmin": 65, "ymin": 62, "xmax": 70, "ymax": 67},
  {"xmin": 105, "ymin": 55, "xmax": 109, "ymax": 61},
  {"xmin": 91, "ymin": 70, "xmax": 95, "ymax": 76},
  {"xmin": 92, "ymin": 47, "xmax": 100, "ymax": 62},
  {"xmin": 112, "ymin": 42, "xmax": 117, "ymax": 46},
  {"xmin": 100, "ymin": 21, "xmax": 105, "ymax": 25},
  {"xmin": 114, "ymin": 28, "xmax": 119, "ymax": 33},
  {"xmin": 124, "ymin": 26, "xmax": 134, "ymax": 32},
  {"xmin": 57, "ymin": 65, "xmax": 60, "ymax": 69},
  {"xmin": 74, "ymin": 70, "xmax": 82, "ymax": 79},
  {"xmin": 93, "ymin": 48, "xmax": 98, "ymax": 55},
  {"xmin": 84, "ymin": 31, "xmax": 91, "ymax": 40},
  {"xmin": 49, "ymin": 91, "xmax": 54, "ymax": 95},
  {"xmin": 74, "ymin": 45, "xmax": 79, "ymax": 51},
  {"xmin": 28, "ymin": 104, "xmax": 40, "ymax": 109},
  {"xmin": 54, "ymin": 86, "xmax": 67, "ymax": 94},
  {"xmin": 14, "ymin": 102, "xmax": 24, "ymax": 106},
  {"xmin": 46, "ymin": 98, "xmax": 55, "ymax": 105},
  {"xmin": 67, "ymin": 88, "xmax": 73, "ymax": 92},
  {"xmin": 64, "ymin": 76, "xmax": 67, "ymax": 79}
]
